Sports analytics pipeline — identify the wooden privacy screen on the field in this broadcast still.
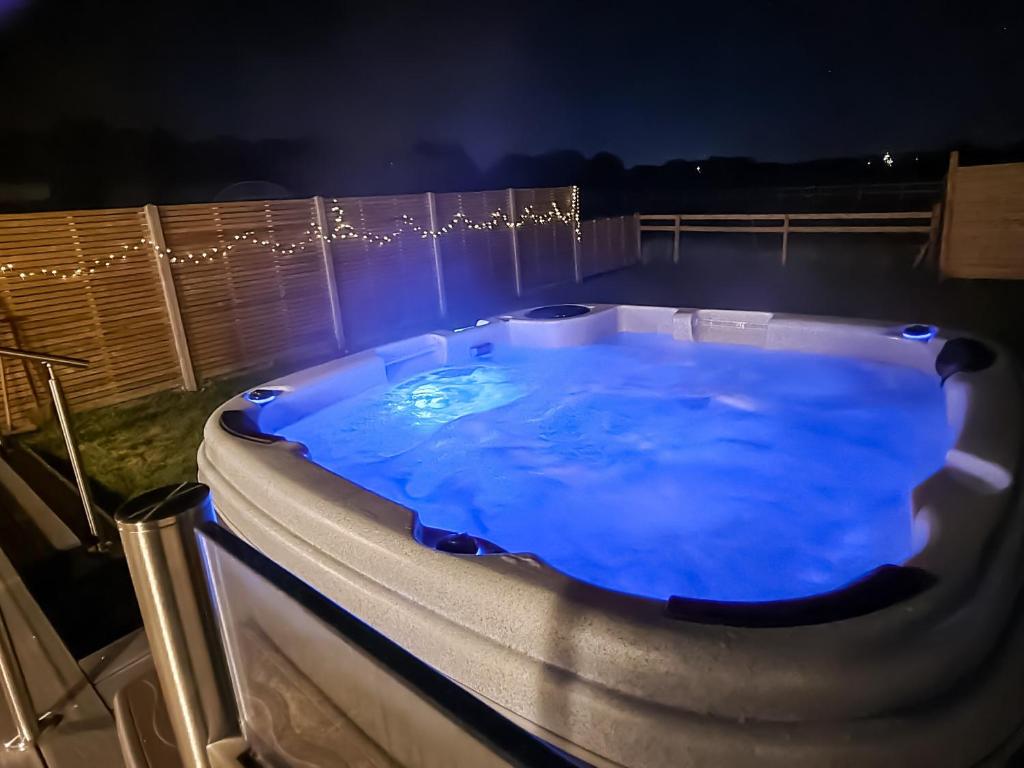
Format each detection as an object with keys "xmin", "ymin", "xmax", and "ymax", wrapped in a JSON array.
[
  {"xmin": 0, "ymin": 208, "xmax": 183, "ymax": 428},
  {"xmin": 512, "ymin": 187, "xmax": 578, "ymax": 290},
  {"xmin": 159, "ymin": 199, "xmax": 336, "ymax": 380},
  {"xmin": 941, "ymin": 153, "xmax": 1024, "ymax": 278},
  {"xmin": 580, "ymin": 216, "xmax": 641, "ymax": 278},
  {"xmin": 327, "ymin": 186, "xmax": 582, "ymax": 345},
  {"xmin": 328, "ymin": 193, "xmax": 443, "ymax": 349},
  {"xmin": 0, "ymin": 186, "xmax": 637, "ymax": 430},
  {"xmin": 434, "ymin": 189, "xmax": 517, "ymax": 322}
]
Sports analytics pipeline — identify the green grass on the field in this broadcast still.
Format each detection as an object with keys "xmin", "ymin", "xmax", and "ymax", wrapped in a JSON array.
[{"xmin": 21, "ymin": 368, "xmax": 280, "ymax": 508}]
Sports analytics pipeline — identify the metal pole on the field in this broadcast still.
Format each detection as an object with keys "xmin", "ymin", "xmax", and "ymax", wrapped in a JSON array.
[
  {"xmin": 116, "ymin": 483, "xmax": 237, "ymax": 768},
  {"xmin": 44, "ymin": 363, "xmax": 105, "ymax": 544},
  {"xmin": 0, "ymin": 346, "xmax": 86, "ymax": 369},
  {"xmin": 0, "ymin": 605, "xmax": 37, "ymax": 751}
]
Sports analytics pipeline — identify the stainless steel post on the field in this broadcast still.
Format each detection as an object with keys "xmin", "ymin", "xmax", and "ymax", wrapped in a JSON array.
[
  {"xmin": 0, "ymin": 605, "xmax": 37, "ymax": 751},
  {"xmin": 116, "ymin": 483, "xmax": 237, "ymax": 768},
  {"xmin": 43, "ymin": 363, "xmax": 105, "ymax": 543}
]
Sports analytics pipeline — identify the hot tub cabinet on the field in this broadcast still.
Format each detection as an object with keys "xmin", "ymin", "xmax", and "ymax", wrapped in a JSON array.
[{"xmin": 200, "ymin": 305, "xmax": 1024, "ymax": 767}]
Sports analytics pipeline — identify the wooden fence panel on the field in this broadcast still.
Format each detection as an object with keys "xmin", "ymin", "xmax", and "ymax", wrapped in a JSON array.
[
  {"xmin": 942, "ymin": 158, "xmax": 1024, "ymax": 278},
  {"xmin": 328, "ymin": 194, "xmax": 442, "ymax": 349},
  {"xmin": 159, "ymin": 199, "xmax": 336, "ymax": 380},
  {"xmin": 513, "ymin": 187, "xmax": 576, "ymax": 292},
  {"xmin": 581, "ymin": 215, "xmax": 639, "ymax": 278},
  {"xmin": 0, "ymin": 208, "xmax": 182, "ymax": 428},
  {"xmin": 434, "ymin": 190, "xmax": 517, "ymax": 321},
  {"xmin": 0, "ymin": 186, "xmax": 586, "ymax": 429}
]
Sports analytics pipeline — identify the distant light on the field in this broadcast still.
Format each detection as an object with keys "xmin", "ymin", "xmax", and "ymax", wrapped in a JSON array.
[
  {"xmin": 883, "ymin": 151, "xmax": 894, "ymax": 167},
  {"xmin": 696, "ymin": 165, "xmax": 702, "ymax": 174},
  {"xmin": 867, "ymin": 160, "xmax": 872, "ymax": 166}
]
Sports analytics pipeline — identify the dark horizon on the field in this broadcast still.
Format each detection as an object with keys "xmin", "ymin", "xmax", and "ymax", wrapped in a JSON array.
[{"xmin": 5, "ymin": 118, "xmax": 1024, "ymax": 214}]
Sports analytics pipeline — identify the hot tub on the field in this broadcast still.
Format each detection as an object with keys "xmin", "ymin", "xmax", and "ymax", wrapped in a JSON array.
[{"xmin": 199, "ymin": 305, "xmax": 1024, "ymax": 767}]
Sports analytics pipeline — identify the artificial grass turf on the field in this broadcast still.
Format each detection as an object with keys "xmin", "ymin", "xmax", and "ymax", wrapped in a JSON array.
[{"xmin": 21, "ymin": 368, "xmax": 278, "ymax": 508}]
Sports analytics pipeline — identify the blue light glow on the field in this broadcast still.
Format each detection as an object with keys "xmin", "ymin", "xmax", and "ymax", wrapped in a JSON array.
[
  {"xmin": 901, "ymin": 324, "xmax": 938, "ymax": 341},
  {"xmin": 279, "ymin": 335, "xmax": 952, "ymax": 602},
  {"xmin": 245, "ymin": 388, "xmax": 282, "ymax": 405}
]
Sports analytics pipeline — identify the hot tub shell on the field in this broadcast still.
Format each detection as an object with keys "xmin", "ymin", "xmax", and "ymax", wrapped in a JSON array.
[{"xmin": 199, "ymin": 305, "xmax": 1024, "ymax": 767}]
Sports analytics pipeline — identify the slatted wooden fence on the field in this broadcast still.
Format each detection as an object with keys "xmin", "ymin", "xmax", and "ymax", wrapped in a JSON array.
[
  {"xmin": 0, "ymin": 187, "xmax": 637, "ymax": 431},
  {"xmin": 580, "ymin": 215, "xmax": 641, "ymax": 278},
  {"xmin": 512, "ymin": 187, "xmax": 580, "ymax": 290},
  {"xmin": 434, "ymin": 189, "xmax": 518, "ymax": 321},
  {"xmin": 328, "ymin": 193, "xmax": 445, "ymax": 350},
  {"xmin": 940, "ymin": 152, "xmax": 1024, "ymax": 279},
  {"xmin": 159, "ymin": 198, "xmax": 337, "ymax": 382},
  {"xmin": 0, "ymin": 208, "xmax": 183, "ymax": 427}
]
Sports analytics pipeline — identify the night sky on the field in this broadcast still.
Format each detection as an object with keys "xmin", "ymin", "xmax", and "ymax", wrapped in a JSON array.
[{"xmin": 2, "ymin": 0, "xmax": 1022, "ymax": 168}]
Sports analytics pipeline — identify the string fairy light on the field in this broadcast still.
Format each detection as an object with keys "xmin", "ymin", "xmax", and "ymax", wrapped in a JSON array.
[{"xmin": 0, "ymin": 187, "xmax": 582, "ymax": 281}]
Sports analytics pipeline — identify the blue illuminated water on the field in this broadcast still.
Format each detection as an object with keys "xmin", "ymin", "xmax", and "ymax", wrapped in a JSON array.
[{"xmin": 280, "ymin": 334, "xmax": 952, "ymax": 602}]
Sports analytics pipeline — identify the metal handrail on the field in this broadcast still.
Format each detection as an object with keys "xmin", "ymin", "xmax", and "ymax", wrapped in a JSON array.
[
  {"xmin": 0, "ymin": 604, "xmax": 37, "ymax": 750},
  {"xmin": 0, "ymin": 346, "xmax": 105, "ymax": 752},
  {"xmin": 0, "ymin": 346, "xmax": 108, "ymax": 546},
  {"xmin": 0, "ymin": 346, "xmax": 88, "ymax": 369}
]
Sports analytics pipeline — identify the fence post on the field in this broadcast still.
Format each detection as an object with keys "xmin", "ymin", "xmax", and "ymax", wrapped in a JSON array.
[
  {"xmin": 634, "ymin": 213, "xmax": 642, "ymax": 265},
  {"xmin": 571, "ymin": 215, "xmax": 582, "ymax": 284},
  {"xmin": 938, "ymin": 151, "xmax": 959, "ymax": 275},
  {"xmin": 672, "ymin": 215, "xmax": 681, "ymax": 264},
  {"xmin": 313, "ymin": 196, "xmax": 347, "ymax": 352},
  {"xmin": 424, "ymin": 192, "xmax": 448, "ymax": 317},
  {"xmin": 144, "ymin": 205, "xmax": 198, "ymax": 391},
  {"xmin": 507, "ymin": 188, "xmax": 523, "ymax": 297},
  {"xmin": 781, "ymin": 214, "xmax": 790, "ymax": 266}
]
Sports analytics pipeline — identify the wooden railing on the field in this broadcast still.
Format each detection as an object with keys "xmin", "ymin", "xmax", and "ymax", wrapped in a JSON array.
[{"xmin": 638, "ymin": 208, "xmax": 941, "ymax": 266}]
